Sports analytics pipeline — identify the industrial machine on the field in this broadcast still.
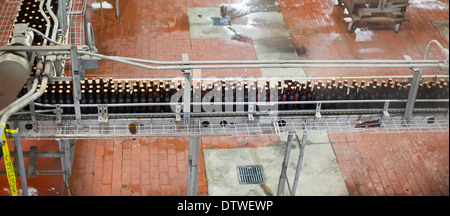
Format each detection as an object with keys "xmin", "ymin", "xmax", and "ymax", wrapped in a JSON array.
[
  {"xmin": 338, "ymin": 0, "xmax": 410, "ymax": 33},
  {"xmin": 0, "ymin": 0, "xmax": 448, "ymax": 196}
]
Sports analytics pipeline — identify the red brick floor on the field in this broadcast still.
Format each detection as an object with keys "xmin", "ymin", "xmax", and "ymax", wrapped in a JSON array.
[
  {"xmin": 68, "ymin": 136, "xmax": 278, "ymax": 196},
  {"xmin": 330, "ymin": 132, "xmax": 449, "ymax": 196},
  {"xmin": 0, "ymin": 139, "xmax": 64, "ymax": 196},
  {"xmin": 85, "ymin": 0, "xmax": 261, "ymax": 78},
  {"xmin": 280, "ymin": 0, "xmax": 449, "ymax": 77}
]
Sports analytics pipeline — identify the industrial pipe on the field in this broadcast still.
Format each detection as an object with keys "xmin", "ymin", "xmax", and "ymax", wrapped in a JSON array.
[
  {"xmin": 108, "ymin": 56, "xmax": 445, "ymax": 65},
  {"xmin": 0, "ymin": 59, "xmax": 52, "ymax": 145},
  {"xmin": 0, "ymin": 76, "xmax": 39, "ymax": 117},
  {"xmin": 47, "ymin": 0, "xmax": 59, "ymax": 41},
  {"xmin": 39, "ymin": 0, "xmax": 51, "ymax": 45},
  {"xmin": 78, "ymin": 52, "xmax": 443, "ymax": 70}
]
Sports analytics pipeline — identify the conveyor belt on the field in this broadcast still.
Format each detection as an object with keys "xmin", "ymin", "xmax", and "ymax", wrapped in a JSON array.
[{"xmin": 15, "ymin": 77, "xmax": 449, "ymax": 116}]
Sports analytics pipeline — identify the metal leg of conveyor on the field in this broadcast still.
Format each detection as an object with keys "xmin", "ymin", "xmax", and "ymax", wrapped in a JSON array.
[
  {"xmin": 71, "ymin": 46, "xmax": 82, "ymax": 124},
  {"xmin": 13, "ymin": 132, "xmax": 28, "ymax": 196},
  {"xmin": 290, "ymin": 130, "xmax": 308, "ymax": 196},
  {"xmin": 59, "ymin": 139, "xmax": 73, "ymax": 195},
  {"xmin": 277, "ymin": 131, "xmax": 294, "ymax": 196},
  {"xmin": 182, "ymin": 54, "xmax": 191, "ymax": 125},
  {"xmin": 404, "ymin": 67, "xmax": 422, "ymax": 123},
  {"xmin": 186, "ymin": 136, "xmax": 200, "ymax": 196},
  {"xmin": 58, "ymin": 0, "xmax": 68, "ymax": 33},
  {"xmin": 115, "ymin": 0, "xmax": 120, "ymax": 24}
]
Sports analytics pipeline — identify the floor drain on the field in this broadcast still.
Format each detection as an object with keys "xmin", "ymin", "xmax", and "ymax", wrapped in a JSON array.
[
  {"xmin": 211, "ymin": 17, "xmax": 231, "ymax": 26},
  {"xmin": 237, "ymin": 165, "xmax": 265, "ymax": 184}
]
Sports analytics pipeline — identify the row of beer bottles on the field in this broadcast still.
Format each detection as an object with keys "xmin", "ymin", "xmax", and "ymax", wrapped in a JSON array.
[
  {"xmin": 19, "ymin": 77, "xmax": 449, "ymax": 113},
  {"xmin": 12, "ymin": 0, "xmax": 58, "ymax": 46}
]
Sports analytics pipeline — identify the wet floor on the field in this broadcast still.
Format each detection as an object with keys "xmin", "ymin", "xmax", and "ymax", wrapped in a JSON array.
[{"xmin": 0, "ymin": 0, "xmax": 448, "ymax": 196}]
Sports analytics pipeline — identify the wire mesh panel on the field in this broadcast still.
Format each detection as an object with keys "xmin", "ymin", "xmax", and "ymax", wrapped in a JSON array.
[
  {"xmin": 68, "ymin": 0, "xmax": 85, "ymax": 46},
  {"xmin": 9, "ymin": 111, "xmax": 448, "ymax": 141},
  {"xmin": 0, "ymin": 0, "xmax": 20, "ymax": 46}
]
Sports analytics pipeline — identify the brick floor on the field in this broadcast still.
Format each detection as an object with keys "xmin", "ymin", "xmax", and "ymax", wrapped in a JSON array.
[
  {"xmin": 330, "ymin": 132, "xmax": 449, "ymax": 196},
  {"xmin": 85, "ymin": 0, "xmax": 261, "ymax": 78},
  {"xmin": 280, "ymin": 0, "xmax": 449, "ymax": 77},
  {"xmin": 0, "ymin": 139, "xmax": 64, "ymax": 196},
  {"xmin": 68, "ymin": 136, "xmax": 278, "ymax": 196}
]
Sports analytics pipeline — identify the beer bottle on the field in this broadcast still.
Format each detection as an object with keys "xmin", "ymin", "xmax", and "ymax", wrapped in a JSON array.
[
  {"xmin": 147, "ymin": 88, "xmax": 154, "ymax": 113},
  {"xmin": 154, "ymin": 88, "xmax": 161, "ymax": 113},
  {"xmin": 281, "ymin": 86, "xmax": 287, "ymax": 111},
  {"xmin": 65, "ymin": 90, "xmax": 73, "ymax": 114},
  {"xmin": 102, "ymin": 89, "xmax": 109, "ymax": 104},
  {"xmin": 95, "ymin": 89, "xmax": 102, "ymax": 108},
  {"xmin": 110, "ymin": 89, "xmax": 117, "ymax": 113},
  {"xmin": 347, "ymin": 85, "xmax": 356, "ymax": 109},
  {"xmin": 140, "ymin": 88, "xmax": 147, "ymax": 113},
  {"xmin": 323, "ymin": 86, "xmax": 332, "ymax": 109},
  {"xmin": 336, "ymin": 86, "xmax": 344, "ymax": 109},
  {"xmin": 294, "ymin": 85, "xmax": 301, "ymax": 109},
  {"xmin": 80, "ymin": 90, "xmax": 87, "ymax": 114},
  {"xmin": 313, "ymin": 86, "xmax": 323, "ymax": 109},
  {"xmin": 125, "ymin": 89, "xmax": 133, "ymax": 113},
  {"xmin": 117, "ymin": 89, "xmax": 124, "ymax": 113},
  {"xmin": 299, "ymin": 85, "xmax": 307, "ymax": 110},
  {"xmin": 357, "ymin": 86, "xmax": 366, "ymax": 109},
  {"xmin": 87, "ymin": 90, "xmax": 95, "ymax": 114},
  {"xmin": 130, "ymin": 89, "xmax": 138, "ymax": 113}
]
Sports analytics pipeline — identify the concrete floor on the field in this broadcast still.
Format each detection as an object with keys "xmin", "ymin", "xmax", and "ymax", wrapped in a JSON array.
[{"xmin": 204, "ymin": 131, "xmax": 348, "ymax": 196}]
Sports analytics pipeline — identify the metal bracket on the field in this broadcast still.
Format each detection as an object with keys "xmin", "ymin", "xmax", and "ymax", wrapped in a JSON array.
[
  {"xmin": 315, "ymin": 102, "xmax": 322, "ymax": 119},
  {"xmin": 175, "ymin": 104, "xmax": 182, "ymax": 122},
  {"xmin": 404, "ymin": 55, "xmax": 421, "ymax": 72},
  {"xmin": 383, "ymin": 101, "xmax": 390, "ymax": 117},
  {"xmin": 248, "ymin": 104, "xmax": 255, "ymax": 121},
  {"xmin": 97, "ymin": 105, "xmax": 108, "ymax": 124},
  {"xmin": 54, "ymin": 104, "xmax": 63, "ymax": 125}
]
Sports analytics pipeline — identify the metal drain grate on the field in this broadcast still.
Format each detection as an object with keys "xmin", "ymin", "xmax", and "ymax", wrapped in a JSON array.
[
  {"xmin": 211, "ymin": 17, "xmax": 231, "ymax": 26},
  {"xmin": 237, "ymin": 165, "xmax": 265, "ymax": 184}
]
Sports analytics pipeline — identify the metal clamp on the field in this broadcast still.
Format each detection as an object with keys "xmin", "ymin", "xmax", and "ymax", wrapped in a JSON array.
[
  {"xmin": 248, "ymin": 104, "xmax": 255, "ymax": 121},
  {"xmin": 54, "ymin": 104, "xmax": 62, "ymax": 124},
  {"xmin": 175, "ymin": 104, "xmax": 182, "ymax": 122},
  {"xmin": 383, "ymin": 101, "xmax": 390, "ymax": 117},
  {"xmin": 315, "ymin": 102, "xmax": 322, "ymax": 119},
  {"xmin": 97, "ymin": 105, "xmax": 108, "ymax": 124}
]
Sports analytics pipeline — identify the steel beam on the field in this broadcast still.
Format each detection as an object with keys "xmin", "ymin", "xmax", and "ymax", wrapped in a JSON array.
[
  {"xmin": 290, "ymin": 130, "xmax": 308, "ymax": 196},
  {"xmin": 58, "ymin": 0, "xmax": 68, "ymax": 33},
  {"xmin": 59, "ymin": 139, "xmax": 72, "ymax": 188},
  {"xmin": 187, "ymin": 136, "xmax": 200, "ymax": 196},
  {"xmin": 277, "ymin": 131, "xmax": 294, "ymax": 196},
  {"xmin": 115, "ymin": 0, "xmax": 120, "ymax": 23},
  {"xmin": 404, "ymin": 56, "xmax": 423, "ymax": 123},
  {"xmin": 12, "ymin": 132, "xmax": 28, "ymax": 196},
  {"xmin": 71, "ymin": 46, "xmax": 82, "ymax": 124},
  {"xmin": 182, "ymin": 54, "xmax": 191, "ymax": 126}
]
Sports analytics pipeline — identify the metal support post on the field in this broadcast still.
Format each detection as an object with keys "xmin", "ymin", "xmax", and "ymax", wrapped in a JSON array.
[
  {"xmin": 71, "ymin": 46, "xmax": 82, "ymax": 124},
  {"xmin": 12, "ymin": 131, "xmax": 28, "ymax": 196},
  {"xmin": 187, "ymin": 136, "xmax": 200, "ymax": 196},
  {"xmin": 182, "ymin": 54, "xmax": 191, "ymax": 126},
  {"xmin": 290, "ymin": 130, "xmax": 308, "ymax": 196},
  {"xmin": 58, "ymin": 0, "xmax": 68, "ymax": 33},
  {"xmin": 115, "ymin": 0, "xmax": 120, "ymax": 24},
  {"xmin": 58, "ymin": 139, "xmax": 72, "ymax": 185},
  {"xmin": 26, "ymin": 79, "xmax": 38, "ymax": 133},
  {"xmin": 277, "ymin": 131, "xmax": 294, "ymax": 196},
  {"xmin": 404, "ymin": 58, "xmax": 423, "ymax": 123}
]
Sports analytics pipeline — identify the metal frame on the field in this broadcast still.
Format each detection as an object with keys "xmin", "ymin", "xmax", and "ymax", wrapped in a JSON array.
[{"xmin": 339, "ymin": 0, "xmax": 410, "ymax": 33}]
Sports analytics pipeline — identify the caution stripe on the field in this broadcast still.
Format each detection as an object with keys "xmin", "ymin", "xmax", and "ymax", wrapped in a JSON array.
[{"xmin": 1, "ymin": 124, "xmax": 18, "ymax": 196}]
